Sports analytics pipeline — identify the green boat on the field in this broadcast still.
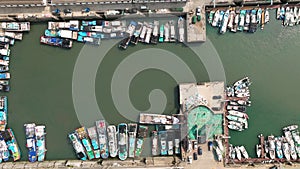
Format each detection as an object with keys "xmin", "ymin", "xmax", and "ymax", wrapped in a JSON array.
[
  {"xmin": 159, "ymin": 24, "xmax": 164, "ymax": 43},
  {"xmin": 75, "ymin": 127, "xmax": 95, "ymax": 160},
  {"xmin": 237, "ymin": 10, "xmax": 246, "ymax": 31},
  {"xmin": 128, "ymin": 123, "xmax": 137, "ymax": 158},
  {"xmin": 135, "ymin": 125, "xmax": 148, "ymax": 157}
]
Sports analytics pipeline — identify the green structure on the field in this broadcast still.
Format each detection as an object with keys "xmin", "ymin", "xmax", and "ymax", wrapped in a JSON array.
[{"xmin": 187, "ymin": 106, "xmax": 223, "ymax": 140}]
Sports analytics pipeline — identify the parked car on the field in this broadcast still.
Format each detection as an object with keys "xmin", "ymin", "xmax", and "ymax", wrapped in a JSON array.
[
  {"xmin": 196, "ymin": 7, "xmax": 201, "ymax": 16},
  {"xmin": 193, "ymin": 141, "xmax": 198, "ymax": 150},
  {"xmin": 198, "ymin": 146, "xmax": 202, "ymax": 155},
  {"xmin": 187, "ymin": 156, "xmax": 193, "ymax": 164},
  {"xmin": 193, "ymin": 152, "xmax": 198, "ymax": 160}
]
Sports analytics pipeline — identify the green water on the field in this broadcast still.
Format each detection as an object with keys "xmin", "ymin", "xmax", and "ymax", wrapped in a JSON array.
[{"xmin": 6, "ymin": 10, "xmax": 300, "ymax": 160}]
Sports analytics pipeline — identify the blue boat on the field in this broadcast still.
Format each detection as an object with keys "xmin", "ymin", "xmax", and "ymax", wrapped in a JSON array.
[
  {"xmin": 40, "ymin": 36, "xmax": 73, "ymax": 49},
  {"xmin": 24, "ymin": 123, "xmax": 37, "ymax": 162},
  {"xmin": 35, "ymin": 125, "xmax": 46, "ymax": 161},
  {"xmin": 0, "ymin": 96, "xmax": 7, "ymax": 131},
  {"xmin": 5, "ymin": 129, "xmax": 21, "ymax": 161},
  {"xmin": 68, "ymin": 132, "xmax": 87, "ymax": 161},
  {"xmin": 44, "ymin": 29, "xmax": 60, "ymax": 37},
  {"xmin": 0, "ymin": 73, "xmax": 10, "ymax": 80},
  {"xmin": 81, "ymin": 20, "xmax": 96, "ymax": 26},
  {"xmin": 87, "ymin": 126, "xmax": 101, "ymax": 159}
]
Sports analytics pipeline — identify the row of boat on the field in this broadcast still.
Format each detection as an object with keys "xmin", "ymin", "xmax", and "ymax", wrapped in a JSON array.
[
  {"xmin": 0, "ymin": 23, "xmax": 27, "ymax": 91},
  {"xmin": 276, "ymin": 6, "xmax": 300, "ymax": 27},
  {"xmin": 228, "ymin": 145, "xmax": 249, "ymax": 161},
  {"xmin": 256, "ymin": 125, "xmax": 300, "ymax": 161},
  {"xmin": 208, "ymin": 8, "xmax": 270, "ymax": 34},
  {"xmin": 41, "ymin": 20, "xmax": 129, "ymax": 48},
  {"xmin": 226, "ymin": 77, "xmax": 252, "ymax": 131},
  {"xmin": 0, "ymin": 96, "xmax": 21, "ymax": 163},
  {"xmin": 119, "ymin": 17, "xmax": 185, "ymax": 50},
  {"xmin": 24, "ymin": 123, "xmax": 46, "ymax": 162},
  {"xmin": 69, "ymin": 121, "xmax": 149, "ymax": 161}
]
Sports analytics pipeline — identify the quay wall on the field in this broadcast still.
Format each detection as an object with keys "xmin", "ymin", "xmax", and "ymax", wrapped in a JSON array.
[{"xmin": 0, "ymin": 157, "xmax": 182, "ymax": 169}]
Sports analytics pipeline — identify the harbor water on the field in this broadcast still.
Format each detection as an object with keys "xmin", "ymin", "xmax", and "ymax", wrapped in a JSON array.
[{"xmin": 5, "ymin": 11, "xmax": 300, "ymax": 160}]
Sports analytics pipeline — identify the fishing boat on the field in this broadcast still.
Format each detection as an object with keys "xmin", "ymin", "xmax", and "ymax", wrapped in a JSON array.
[
  {"xmin": 251, "ymin": 9, "xmax": 257, "ymax": 24},
  {"xmin": 95, "ymin": 120, "xmax": 109, "ymax": 159},
  {"xmin": 0, "ymin": 66, "xmax": 9, "ymax": 73},
  {"xmin": 4, "ymin": 32, "xmax": 23, "ymax": 40},
  {"xmin": 68, "ymin": 132, "xmax": 87, "ymax": 160},
  {"xmin": 283, "ymin": 125, "xmax": 298, "ymax": 131},
  {"xmin": 0, "ymin": 84, "xmax": 9, "ymax": 92},
  {"xmin": 139, "ymin": 23, "xmax": 147, "ymax": 42},
  {"xmin": 77, "ymin": 36, "xmax": 101, "ymax": 46},
  {"xmin": 290, "ymin": 144, "xmax": 297, "ymax": 160},
  {"xmin": 0, "ymin": 136, "xmax": 9, "ymax": 162},
  {"xmin": 239, "ymin": 146, "xmax": 249, "ymax": 159},
  {"xmin": 131, "ymin": 22, "xmax": 143, "ymax": 45},
  {"xmin": 24, "ymin": 123, "xmax": 37, "ymax": 162},
  {"xmin": 218, "ymin": 11, "xmax": 225, "ymax": 28},
  {"xmin": 128, "ymin": 123, "xmax": 137, "ymax": 158},
  {"xmin": 135, "ymin": 125, "xmax": 148, "ymax": 157},
  {"xmin": 118, "ymin": 123, "xmax": 128, "ymax": 161},
  {"xmin": 208, "ymin": 10, "xmax": 215, "ymax": 24},
  {"xmin": 261, "ymin": 9, "xmax": 265, "ymax": 30},
  {"xmin": 268, "ymin": 135, "xmax": 276, "ymax": 159},
  {"xmin": 227, "ymin": 105, "xmax": 246, "ymax": 112},
  {"xmin": 35, "ymin": 125, "xmax": 46, "ymax": 161},
  {"xmin": 82, "ymin": 20, "xmax": 97, "ymax": 26},
  {"xmin": 5, "ymin": 129, "xmax": 21, "ymax": 161},
  {"xmin": 178, "ymin": 17, "xmax": 185, "ymax": 43},
  {"xmin": 0, "ymin": 73, "xmax": 10, "ymax": 80},
  {"xmin": 231, "ymin": 13, "xmax": 239, "ymax": 32},
  {"xmin": 0, "ymin": 36, "xmax": 14, "ymax": 45},
  {"xmin": 76, "ymin": 127, "xmax": 95, "ymax": 160},
  {"xmin": 159, "ymin": 24, "xmax": 164, "ymax": 43},
  {"xmin": 126, "ymin": 21, "xmax": 137, "ymax": 37},
  {"xmin": 107, "ymin": 125, "xmax": 118, "ymax": 158},
  {"xmin": 234, "ymin": 77, "xmax": 251, "ymax": 89},
  {"xmin": 235, "ymin": 146, "xmax": 242, "ymax": 161},
  {"xmin": 276, "ymin": 7, "xmax": 281, "ymax": 20},
  {"xmin": 0, "ymin": 60, "xmax": 9, "ymax": 66},
  {"xmin": 257, "ymin": 8, "xmax": 262, "ymax": 24},
  {"xmin": 238, "ymin": 10, "xmax": 246, "ymax": 31},
  {"xmin": 150, "ymin": 20, "xmax": 159, "ymax": 44},
  {"xmin": 0, "ymin": 49, "xmax": 10, "ymax": 56},
  {"xmin": 174, "ymin": 138, "xmax": 180, "ymax": 154},
  {"xmin": 237, "ymin": 100, "xmax": 251, "ymax": 106},
  {"xmin": 275, "ymin": 137, "xmax": 283, "ymax": 159},
  {"xmin": 228, "ymin": 110, "xmax": 249, "ymax": 119},
  {"xmin": 0, "ymin": 109, "xmax": 7, "ymax": 132},
  {"xmin": 139, "ymin": 113, "xmax": 180, "ymax": 125},
  {"xmin": 229, "ymin": 144, "xmax": 235, "ymax": 159},
  {"xmin": 212, "ymin": 10, "xmax": 220, "ymax": 27},
  {"xmin": 144, "ymin": 26, "xmax": 152, "ymax": 44},
  {"xmin": 0, "ymin": 22, "xmax": 30, "ymax": 32},
  {"xmin": 40, "ymin": 36, "xmax": 73, "ymax": 49},
  {"xmin": 244, "ymin": 10, "xmax": 250, "ymax": 31},
  {"xmin": 220, "ymin": 10, "xmax": 230, "ymax": 34},
  {"xmin": 228, "ymin": 121, "xmax": 244, "ymax": 131},
  {"xmin": 169, "ymin": 20, "xmax": 176, "ymax": 42},
  {"xmin": 159, "ymin": 131, "xmax": 167, "ymax": 155},
  {"xmin": 282, "ymin": 141, "xmax": 291, "ymax": 161},
  {"xmin": 168, "ymin": 140, "xmax": 173, "ymax": 155},
  {"xmin": 0, "ymin": 80, "xmax": 8, "ymax": 86},
  {"xmin": 215, "ymin": 146, "xmax": 222, "ymax": 161},
  {"xmin": 164, "ymin": 22, "xmax": 170, "ymax": 42},
  {"xmin": 151, "ymin": 131, "xmax": 159, "ymax": 156},
  {"xmin": 256, "ymin": 144, "xmax": 262, "ymax": 158},
  {"xmin": 265, "ymin": 8, "xmax": 270, "ymax": 24},
  {"xmin": 87, "ymin": 127, "xmax": 100, "ymax": 159},
  {"xmin": 119, "ymin": 37, "xmax": 131, "ymax": 50},
  {"xmin": 44, "ymin": 29, "xmax": 60, "ymax": 37},
  {"xmin": 227, "ymin": 10, "xmax": 235, "ymax": 29}
]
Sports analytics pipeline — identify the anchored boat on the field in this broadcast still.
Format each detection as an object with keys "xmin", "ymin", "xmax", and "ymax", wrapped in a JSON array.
[
  {"xmin": 87, "ymin": 127, "xmax": 101, "ymax": 159},
  {"xmin": 159, "ymin": 131, "xmax": 167, "ymax": 155},
  {"xmin": 135, "ymin": 125, "xmax": 148, "ymax": 157},
  {"xmin": 5, "ymin": 129, "xmax": 21, "ymax": 161},
  {"xmin": 0, "ymin": 22, "xmax": 30, "ymax": 32},
  {"xmin": 107, "ymin": 125, "xmax": 118, "ymax": 158},
  {"xmin": 76, "ymin": 127, "xmax": 95, "ymax": 160},
  {"xmin": 40, "ymin": 36, "xmax": 73, "ymax": 49},
  {"xmin": 178, "ymin": 17, "xmax": 185, "ymax": 42},
  {"xmin": 24, "ymin": 123, "xmax": 37, "ymax": 162},
  {"xmin": 152, "ymin": 131, "xmax": 159, "ymax": 156},
  {"xmin": 35, "ymin": 125, "xmax": 46, "ymax": 161},
  {"xmin": 0, "ymin": 135, "xmax": 9, "ymax": 162},
  {"xmin": 128, "ymin": 123, "xmax": 137, "ymax": 158},
  {"xmin": 68, "ymin": 132, "xmax": 87, "ymax": 160},
  {"xmin": 95, "ymin": 120, "xmax": 109, "ymax": 159},
  {"xmin": 118, "ymin": 123, "xmax": 128, "ymax": 161},
  {"xmin": 139, "ymin": 113, "xmax": 180, "ymax": 125}
]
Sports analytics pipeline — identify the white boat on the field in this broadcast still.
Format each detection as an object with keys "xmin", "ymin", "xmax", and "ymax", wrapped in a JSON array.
[
  {"xmin": 215, "ymin": 136, "xmax": 224, "ymax": 152},
  {"xmin": 244, "ymin": 10, "xmax": 250, "ymax": 31},
  {"xmin": 297, "ymin": 8, "xmax": 300, "ymax": 24},
  {"xmin": 139, "ymin": 113, "xmax": 180, "ymax": 125},
  {"xmin": 239, "ymin": 146, "xmax": 249, "ymax": 159},
  {"xmin": 220, "ymin": 10, "xmax": 230, "ymax": 34},
  {"xmin": 275, "ymin": 137, "xmax": 283, "ymax": 159},
  {"xmin": 265, "ymin": 8, "xmax": 270, "ymax": 23},
  {"xmin": 227, "ymin": 10, "xmax": 235, "ymax": 29},
  {"xmin": 236, "ymin": 92, "xmax": 250, "ymax": 98},
  {"xmin": 237, "ymin": 100, "xmax": 251, "ymax": 106},
  {"xmin": 283, "ymin": 125, "xmax": 298, "ymax": 131},
  {"xmin": 177, "ymin": 17, "xmax": 185, "ymax": 43},
  {"xmin": 107, "ymin": 125, "xmax": 118, "ymax": 158},
  {"xmin": 0, "ymin": 49, "xmax": 10, "ymax": 56},
  {"xmin": 289, "ymin": 8, "xmax": 296, "ymax": 26},
  {"xmin": 268, "ymin": 135, "xmax": 276, "ymax": 159},
  {"xmin": 276, "ymin": 7, "xmax": 281, "ymax": 20},
  {"xmin": 126, "ymin": 21, "xmax": 137, "ymax": 36},
  {"xmin": 212, "ymin": 10, "xmax": 220, "ymax": 27},
  {"xmin": 152, "ymin": 131, "xmax": 159, "ymax": 156},
  {"xmin": 144, "ymin": 27, "xmax": 152, "ymax": 44},
  {"xmin": 256, "ymin": 144, "xmax": 262, "ymax": 158},
  {"xmin": 214, "ymin": 146, "xmax": 222, "ymax": 162},
  {"xmin": 169, "ymin": 20, "xmax": 176, "ymax": 42},
  {"xmin": 168, "ymin": 140, "xmax": 173, "ymax": 155},
  {"xmin": 152, "ymin": 20, "xmax": 159, "ymax": 37},
  {"xmin": 139, "ymin": 23, "xmax": 148, "ymax": 42},
  {"xmin": 229, "ymin": 144, "xmax": 235, "ymax": 159},
  {"xmin": 228, "ymin": 123, "xmax": 243, "ymax": 131},
  {"xmin": 290, "ymin": 144, "xmax": 297, "ymax": 160},
  {"xmin": 228, "ymin": 110, "xmax": 249, "ymax": 119},
  {"xmin": 164, "ymin": 22, "xmax": 170, "ymax": 42},
  {"xmin": 251, "ymin": 10, "xmax": 257, "ymax": 24},
  {"xmin": 235, "ymin": 146, "xmax": 242, "ymax": 160}
]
